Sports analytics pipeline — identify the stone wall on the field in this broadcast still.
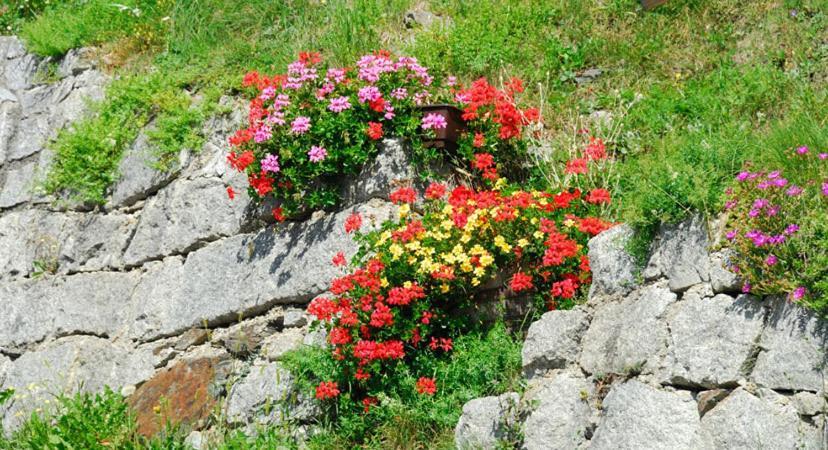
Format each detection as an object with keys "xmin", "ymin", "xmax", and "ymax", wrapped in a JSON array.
[
  {"xmin": 455, "ymin": 219, "xmax": 828, "ymax": 449},
  {"xmin": 0, "ymin": 37, "xmax": 412, "ymax": 439}
]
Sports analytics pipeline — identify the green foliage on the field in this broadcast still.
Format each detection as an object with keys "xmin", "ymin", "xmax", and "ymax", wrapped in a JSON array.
[
  {"xmin": 0, "ymin": 0, "xmax": 53, "ymax": 34},
  {"xmin": 282, "ymin": 323, "xmax": 523, "ymax": 449}
]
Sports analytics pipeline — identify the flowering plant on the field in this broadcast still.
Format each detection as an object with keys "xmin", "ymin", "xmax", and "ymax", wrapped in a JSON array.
[
  {"xmin": 723, "ymin": 146, "xmax": 827, "ymax": 311},
  {"xmin": 226, "ymin": 52, "xmax": 540, "ymax": 217},
  {"xmin": 305, "ymin": 181, "xmax": 612, "ymax": 411}
]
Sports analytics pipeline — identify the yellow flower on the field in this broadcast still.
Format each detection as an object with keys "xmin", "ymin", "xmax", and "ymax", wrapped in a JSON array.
[
  {"xmin": 406, "ymin": 241, "xmax": 421, "ymax": 251},
  {"xmin": 440, "ymin": 284, "xmax": 450, "ymax": 293},
  {"xmin": 470, "ymin": 244, "xmax": 486, "ymax": 255},
  {"xmin": 389, "ymin": 244, "xmax": 404, "ymax": 260},
  {"xmin": 518, "ymin": 238, "xmax": 529, "ymax": 248},
  {"xmin": 441, "ymin": 219, "xmax": 453, "ymax": 231},
  {"xmin": 563, "ymin": 218, "xmax": 576, "ymax": 228},
  {"xmin": 533, "ymin": 230, "xmax": 544, "ymax": 240},
  {"xmin": 460, "ymin": 233, "xmax": 472, "ymax": 244},
  {"xmin": 494, "ymin": 178, "xmax": 507, "ymax": 190},
  {"xmin": 473, "ymin": 266, "xmax": 486, "ymax": 277},
  {"xmin": 461, "ymin": 262, "xmax": 473, "ymax": 273},
  {"xmin": 471, "ymin": 277, "xmax": 481, "ymax": 286},
  {"xmin": 381, "ymin": 277, "xmax": 389, "ymax": 288},
  {"xmin": 398, "ymin": 203, "xmax": 411, "ymax": 218},
  {"xmin": 479, "ymin": 253, "xmax": 494, "ymax": 267},
  {"xmin": 530, "ymin": 217, "xmax": 539, "ymax": 225},
  {"xmin": 378, "ymin": 230, "xmax": 392, "ymax": 245}
]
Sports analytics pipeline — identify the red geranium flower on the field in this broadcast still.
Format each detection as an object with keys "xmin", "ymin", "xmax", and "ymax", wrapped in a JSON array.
[
  {"xmin": 565, "ymin": 158, "xmax": 588, "ymax": 175},
  {"xmin": 586, "ymin": 188, "xmax": 611, "ymax": 204},
  {"xmin": 366, "ymin": 121, "xmax": 383, "ymax": 140},
  {"xmin": 315, "ymin": 381, "xmax": 340, "ymax": 400},
  {"xmin": 415, "ymin": 377, "xmax": 437, "ymax": 395},
  {"xmin": 510, "ymin": 272, "xmax": 534, "ymax": 293},
  {"xmin": 332, "ymin": 252, "xmax": 347, "ymax": 267},
  {"xmin": 551, "ymin": 278, "xmax": 578, "ymax": 299},
  {"xmin": 425, "ymin": 182, "xmax": 447, "ymax": 200},
  {"xmin": 227, "ymin": 151, "xmax": 255, "ymax": 172},
  {"xmin": 390, "ymin": 187, "xmax": 417, "ymax": 204},
  {"xmin": 473, "ymin": 132, "xmax": 485, "ymax": 148},
  {"xmin": 473, "ymin": 153, "xmax": 495, "ymax": 171},
  {"xmin": 226, "ymin": 186, "xmax": 235, "ymax": 200},
  {"xmin": 272, "ymin": 207, "xmax": 285, "ymax": 222},
  {"xmin": 345, "ymin": 212, "xmax": 363, "ymax": 233}
]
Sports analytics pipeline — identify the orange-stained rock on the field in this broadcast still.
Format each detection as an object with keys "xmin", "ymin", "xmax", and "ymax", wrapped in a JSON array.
[{"xmin": 128, "ymin": 356, "xmax": 229, "ymax": 437}]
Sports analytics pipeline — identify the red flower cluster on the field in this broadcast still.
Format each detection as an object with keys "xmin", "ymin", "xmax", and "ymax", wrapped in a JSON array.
[
  {"xmin": 315, "ymin": 381, "xmax": 340, "ymax": 400},
  {"xmin": 510, "ymin": 272, "xmax": 534, "ymax": 292},
  {"xmin": 366, "ymin": 121, "xmax": 383, "ymax": 140},
  {"xmin": 390, "ymin": 187, "xmax": 417, "ymax": 204},
  {"xmin": 458, "ymin": 78, "xmax": 539, "ymax": 140},
  {"xmin": 415, "ymin": 377, "xmax": 437, "ymax": 395},
  {"xmin": 345, "ymin": 212, "xmax": 363, "ymax": 233}
]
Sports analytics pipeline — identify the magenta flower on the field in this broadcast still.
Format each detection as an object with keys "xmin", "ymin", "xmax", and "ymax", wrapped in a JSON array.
[
  {"xmin": 254, "ymin": 125, "xmax": 272, "ymax": 143},
  {"xmin": 742, "ymin": 281, "xmax": 751, "ymax": 294},
  {"xmin": 766, "ymin": 206, "xmax": 780, "ymax": 217},
  {"xmin": 421, "ymin": 113, "xmax": 447, "ymax": 130},
  {"xmin": 447, "ymin": 75, "xmax": 457, "ymax": 86},
  {"xmin": 772, "ymin": 178, "xmax": 788, "ymax": 187},
  {"xmin": 307, "ymin": 145, "xmax": 328, "ymax": 163},
  {"xmin": 786, "ymin": 185, "xmax": 803, "ymax": 196},
  {"xmin": 748, "ymin": 209, "xmax": 761, "ymax": 218},
  {"xmin": 736, "ymin": 171, "xmax": 751, "ymax": 182},
  {"xmin": 259, "ymin": 86, "xmax": 276, "ymax": 101},
  {"xmin": 796, "ymin": 146, "xmax": 809, "ymax": 155},
  {"xmin": 261, "ymin": 154, "xmax": 280, "ymax": 173},
  {"xmin": 726, "ymin": 230, "xmax": 737, "ymax": 240},
  {"xmin": 765, "ymin": 254, "xmax": 778, "ymax": 266},
  {"xmin": 752, "ymin": 198, "xmax": 769, "ymax": 209},
  {"xmin": 390, "ymin": 88, "xmax": 408, "ymax": 100},
  {"xmin": 819, "ymin": 153, "xmax": 827, "ymax": 160},
  {"xmin": 792, "ymin": 287, "xmax": 806, "ymax": 300},
  {"xmin": 784, "ymin": 224, "xmax": 800, "ymax": 235},
  {"xmin": 291, "ymin": 116, "xmax": 311, "ymax": 134},
  {"xmin": 326, "ymin": 67, "xmax": 347, "ymax": 84},
  {"xmin": 724, "ymin": 200, "xmax": 737, "ymax": 209},
  {"xmin": 822, "ymin": 182, "xmax": 828, "ymax": 196},
  {"xmin": 767, "ymin": 170, "xmax": 780, "ymax": 179},
  {"xmin": 358, "ymin": 86, "xmax": 382, "ymax": 103},
  {"xmin": 328, "ymin": 96, "xmax": 352, "ymax": 113}
]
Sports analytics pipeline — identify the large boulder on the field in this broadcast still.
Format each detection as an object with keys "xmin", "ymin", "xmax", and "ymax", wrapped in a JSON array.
[
  {"xmin": 520, "ymin": 371, "xmax": 594, "ymax": 450},
  {"xmin": 587, "ymin": 224, "xmax": 639, "ymax": 298},
  {"xmin": 0, "ymin": 271, "xmax": 139, "ymax": 354},
  {"xmin": 643, "ymin": 215, "xmax": 710, "ymax": 292},
  {"xmin": 454, "ymin": 392, "xmax": 519, "ymax": 450},
  {"xmin": 589, "ymin": 380, "xmax": 700, "ymax": 450},
  {"xmin": 699, "ymin": 388, "xmax": 823, "ymax": 449},
  {"xmin": 1, "ymin": 336, "xmax": 156, "ymax": 434},
  {"xmin": 659, "ymin": 294, "xmax": 767, "ymax": 388},
  {"xmin": 752, "ymin": 298, "xmax": 828, "ymax": 392},
  {"xmin": 521, "ymin": 308, "xmax": 590, "ymax": 378},
  {"xmin": 579, "ymin": 284, "xmax": 676, "ymax": 375}
]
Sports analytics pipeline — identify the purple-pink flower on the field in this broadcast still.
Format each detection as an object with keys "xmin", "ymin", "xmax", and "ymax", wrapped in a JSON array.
[
  {"xmin": 726, "ymin": 230, "xmax": 737, "ymax": 240},
  {"xmin": 261, "ymin": 154, "xmax": 280, "ymax": 173},
  {"xmin": 796, "ymin": 146, "xmax": 809, "ymax": 155},
  {"xmin": 822, "ymin": 182, "xmax": 828, "ymax": 196},
  {"xmin": 742, "ymin": 281, "xmax": 751, "ymax": 294},
  {"xmin": 328, "ymin": 96, "xmax": 352, "ymax": 113},
  {"xmin": 784, "ymin": 224, "xmax": 800, "ymax": 235},
  {"xmin": 765, "ymin": 254, "xmax": 778, "ymax": 266},
  {"xmin": 786, "ymin": 185, "xmax": 803, "ymax": 196},
  {"xmin": 308, "ymin": 145, "xmax": 328, "ymax": 163},
  {"xmin": 291, "ymin": 116, "xmax": 311, "ymax": 134},
  {"xmin": 358, "ymin": 86, "xmax": 382, "ymax": 103},
  {"xmin": 421, "ymin": 113, "xmax": 447, "ymax": 130},
  {"xmin": 819, "ymin": 153, "xmax": 827, "ymax": 160},
  {"xmin": 792, "ymin": 286, "xmax": 806, "ymax": 300}
]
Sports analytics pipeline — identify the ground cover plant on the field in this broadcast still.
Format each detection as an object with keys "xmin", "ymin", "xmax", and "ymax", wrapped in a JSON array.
[{"xmin": 722, "ymin": 146, "xmax": 827, "ymax": 311}]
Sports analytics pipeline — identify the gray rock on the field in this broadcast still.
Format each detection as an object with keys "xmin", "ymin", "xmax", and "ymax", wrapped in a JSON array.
[
  {"xmin": 590, "ymin": 380, "xmax": 700, "ymax": 450},
  {"xmin": 579, "ymin": 284, "xmax": 676, "ymax": 375},
  {"xmin": 110, "ymin": 126, "xmax": 186, "ymax": 208},
  {"xmin": 643, "ymin": 215, "xmax": 711, "ymax": 292},
  {"xmin": 575, "ymin": 68, "xmax": 603, "ymax": 85},
  {"xmin": 522, "ymin": 309, "xmax": 590, "ymax": 378},
  {"xmin": 699, "ymin": 388, "xmax": 823, "ymax": 449},
  {"xmin": 587, "ymin": 224, "xmax": 639, "ymax": 298},
  {"xmin": 752, "ymin": 298, "xmax": 827, "ymax": 392},
  {"xmin": 260, "ymin": 329, "xmax": 304, "ymax": 361},
  {"xmin": 0, "ymin": 271, "xmax": 138, "ymax": 353},
  {"xmin": 1, "ymin": 336, "xmax": 155, "ymax": 433},
  {"xmin": 127, "ymin": 200, "xmax": 395, "ymax": 341},
  {"xmin": 340, "ymin": 138, "xmax": 417, "ymax": 206},
  {"xmin": 303, "ymin": 328, "xmax": 327, "ymax": 348},
  {"xmin": 709, "ymin": 249, "xmax": 742, "ymax": 294},
  {"xmin": 521, "ymin": 372, "xmax": 594, "ymax": 450},
  {"xmin": 225, "ymin": 361, "xmax": 318, "ymax": 427},
  {"xmin": 282, "ymin": 309, "xmax": 308, "ymax": 328},
  {"xmin": 0, "ymin": 355, "xmax": 10, "ymax": 386},
  {"xmin": 0, "ymin": 94, "xmax": 20, "ymax": 166},
  {"xmin": 123, "ymin": 176, "xmax": 250, "ymax": 266},
  {"xmin": 0, "ymin": 209, "xmax": 135, "ymax": 279},
  {"xmin": 403, "ymin": 10, "xmax": 450, "ymax": 29},
  {"xmin": 0, "ymin": 161, "xmax": 35, "ymax": 208},
  {"xmin": 57, "ymin": 48, "xmax": 96, "ymax": 78},
  {"xmin": 454, "ymin": 392, "xmax": 519, "ymax": 450},
  {"xmin": 659, "ymin": 294, "xmax": 767, "ymax": 388},
  {"xmin": 184, "ymin": 430, "xmax": 205, "ymax": 450},
  {"xmin": 792, "ymin": 391, "xmax": 827, "ymax": 417}
]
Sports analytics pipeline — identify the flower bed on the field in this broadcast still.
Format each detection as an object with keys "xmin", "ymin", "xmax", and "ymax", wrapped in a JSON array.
[
  {"xmin": 226, "ymin": 51, "xmax": 538, "ymax": 217},
  {"xmin": 723, "ymin": 146, "xmax": 827, "ymax": 311},
  {"xmin": 305, "ymin": 182, "xmax": 612, "ymax": 413}
]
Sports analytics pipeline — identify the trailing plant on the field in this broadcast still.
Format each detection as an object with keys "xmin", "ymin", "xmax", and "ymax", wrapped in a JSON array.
[
  {"xmin": 722, "ymin": 146, "xmax": 827, "ymax": 312},
  {"xmin": 227, "ymin": 51, "xmax": 539, "ymax": 217}
]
